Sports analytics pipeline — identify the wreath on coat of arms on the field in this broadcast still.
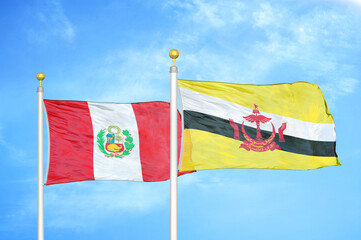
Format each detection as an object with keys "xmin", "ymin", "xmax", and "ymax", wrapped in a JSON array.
[{"xmin": 97, "ymin": 125, "xmax": 135, "ymax": 158}]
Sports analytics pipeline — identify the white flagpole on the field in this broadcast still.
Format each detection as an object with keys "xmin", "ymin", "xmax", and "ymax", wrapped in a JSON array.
[
  {"xmin": 37, "ymin": 72, "xmax": 45, "ymax": 240},
  {"xmin": 169, "ymin": 49, "xmax": 179, "ymax": 240}
]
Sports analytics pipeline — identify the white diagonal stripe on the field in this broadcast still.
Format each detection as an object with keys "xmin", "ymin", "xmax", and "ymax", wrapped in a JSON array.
[{"xmin": 179, "ymin": 87, "xmax": 336, "ymax": 142}]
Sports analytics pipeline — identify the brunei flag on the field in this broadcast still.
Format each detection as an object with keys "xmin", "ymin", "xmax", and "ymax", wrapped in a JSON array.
[{"xmin": 178, "ymin": 79, "xmax": 340, "ymax": 172}]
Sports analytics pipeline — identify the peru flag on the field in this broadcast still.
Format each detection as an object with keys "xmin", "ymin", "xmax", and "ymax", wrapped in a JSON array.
[{"xmin": 44, "ymin": 100, "xmax": 186, "ymax": 185}]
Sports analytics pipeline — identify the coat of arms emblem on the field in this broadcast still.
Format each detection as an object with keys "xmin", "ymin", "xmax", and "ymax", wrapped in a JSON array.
[
  {"xmin": 229, "ymin": 104, "xmax": 287, "ymax": 152},
  {"xmin": 97, "ymin": 125, "xmax": 135, "ymax": 158}
]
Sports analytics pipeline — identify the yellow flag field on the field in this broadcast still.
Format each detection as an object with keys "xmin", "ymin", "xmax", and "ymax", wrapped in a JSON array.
[{"xmin": 178, "ymin": 80, "xmax": 340, "ymax": 172}]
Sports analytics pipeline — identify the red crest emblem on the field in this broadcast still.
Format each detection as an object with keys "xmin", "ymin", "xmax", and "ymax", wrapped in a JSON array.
[{"xmin": 229, "ymin": 104, "xmax": 287, "ymax": 152}]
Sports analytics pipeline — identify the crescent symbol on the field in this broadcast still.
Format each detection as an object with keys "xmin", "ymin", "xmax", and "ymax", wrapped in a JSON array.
[{"xmin": 241, "ymin": 122, "xmax": 276, "ymax": 146}]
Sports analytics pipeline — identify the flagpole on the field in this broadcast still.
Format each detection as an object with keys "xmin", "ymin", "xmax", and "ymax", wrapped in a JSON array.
[
  {"xmin": 169, "ymin": 49, "xmax": 179, "ymax": 240},
  {"xmin": 37, "ymin": 72, "xmax": 45, "ymax": 240}
]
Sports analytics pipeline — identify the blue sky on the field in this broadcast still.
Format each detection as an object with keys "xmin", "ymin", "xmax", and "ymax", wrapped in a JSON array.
[{"xmin": 1, "ymin": 0, "xmax": 361, "ymax": 239}]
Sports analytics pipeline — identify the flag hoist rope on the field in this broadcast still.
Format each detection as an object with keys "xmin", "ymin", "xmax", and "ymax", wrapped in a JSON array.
[
  {"xmin": 37, "ymin": 72, "xmax": 45, "ymax": 240},
  {"xmin": 169, "ymin": 49, "xmax": 179, "ymax": 240}
]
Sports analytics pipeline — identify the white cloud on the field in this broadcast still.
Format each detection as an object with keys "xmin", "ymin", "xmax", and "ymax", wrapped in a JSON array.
[
  {"xmin": 0, "ymin": 127, "xmax": 26, "ymax": 160},
  {"xmin": 248, "ymin": 2, "xmax": 361, "ymax": 103},
  {"xmin": 29, "ymin": 0, "xmax": 75, "ymax": 43},
  {"xmin": 44, "ymin": 182, "xmax": 168, "ymax": 229},
  {"xmin": 5, "ymin": 181, "xmax": 169, "ymax": 231},
  {"xmin": 332, "ymin": 0, "xmax": 361, "ymax": 7},
  {"xmin": 165, "ymin": 0, "xmax": 246, "ymax": 28},
  {"xmin": 162, "ymin": 1, "xmax": 359, "ymax": 86},
  {"xmin": 46, "ymin": 1, "xmax": 360, "ymax": 110},
  {"xmin": 338, "ymin": 78, "xmax": 358, "ymax": 93},
  {"xmin": 85, "ymin": 47, "xmax": 172, "ymax": 103},
  {"xmin": 253, "ymin": 2, "xmax": 284, "ymax": 28},
  {"xmin": 43, "ymin": 45, "xmax": 176, "ymax": 103},
  {"xmin": 320, "ymin": 77, "xmax": 359, "ymax": 107}
]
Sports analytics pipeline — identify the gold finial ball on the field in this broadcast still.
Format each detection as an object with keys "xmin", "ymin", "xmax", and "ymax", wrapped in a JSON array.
[
  {"xmin": 169, "ymin": 49, "xmax": 179, "ymax": 60},
  {"xmin": 36, "ymin": 72, "xmax": 45, "ymax": 81}
]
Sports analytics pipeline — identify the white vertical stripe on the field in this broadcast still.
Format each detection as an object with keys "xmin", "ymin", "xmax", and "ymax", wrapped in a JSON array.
[{"xmin": 88, "ymin": 102, "xmax": 143, "ymax": 181}]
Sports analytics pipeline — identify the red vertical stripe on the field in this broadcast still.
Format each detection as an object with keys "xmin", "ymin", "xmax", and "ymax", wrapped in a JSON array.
[
  {"xmin": 132, "ymin": 102, "xmax": 184, "ymax": 182},
  {"xmin": 44, "ymin": 100, "xmax": 95, "ymax": 185}
]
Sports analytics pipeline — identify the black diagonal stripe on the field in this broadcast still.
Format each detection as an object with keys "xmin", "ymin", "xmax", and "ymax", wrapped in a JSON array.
[{"xmin": 184, "ymin": 110, "xmax": 337, "ymax": 157}]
